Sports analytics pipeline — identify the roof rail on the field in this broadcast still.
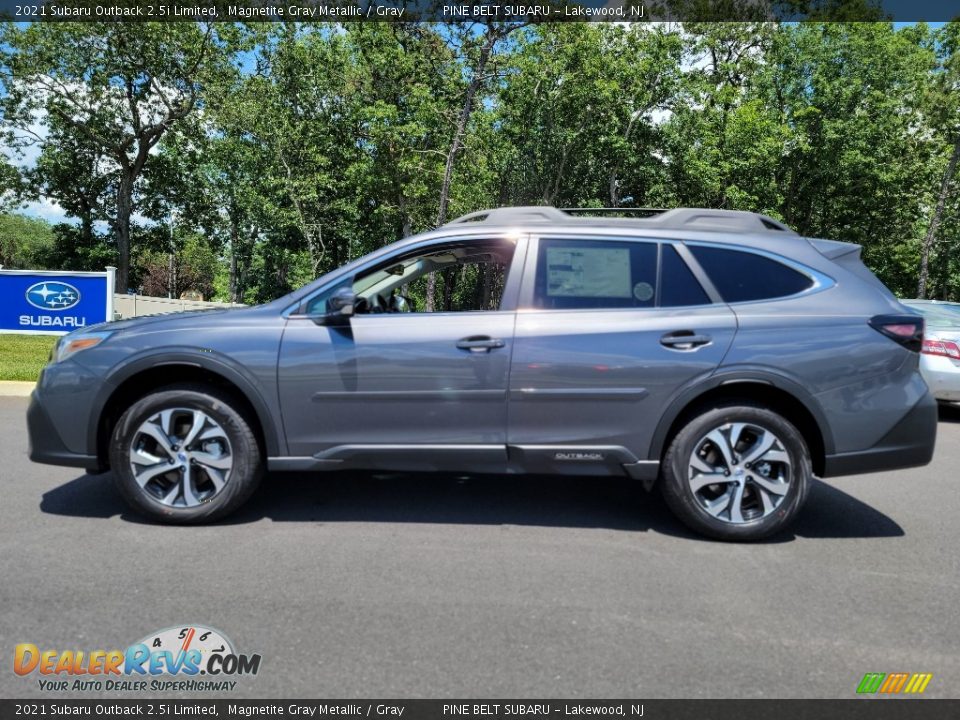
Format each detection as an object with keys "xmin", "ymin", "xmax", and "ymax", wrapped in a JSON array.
[
  {"xmin": 654, "ymin": 208, "xmax": 795, "ymax": 234},
  {"xmin": 445, "ymin": 206, "xmax": 570, "ymax": 225},
  {"xmin": 442, "ymin": 205, "xmax": 796, "ymax": 235},
  {"xmin": 561, "ymin": 207, "xmax": 669, "ymax": 217}
]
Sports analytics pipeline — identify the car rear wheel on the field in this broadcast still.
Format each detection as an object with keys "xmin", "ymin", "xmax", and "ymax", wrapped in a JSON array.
[
  {"xmin": 109, "ymin": 385, "xmax": 262, "ymax": 523},
  {"xmin": 660, "ymin": 402, "xmax": 811, "ymax": 541}
]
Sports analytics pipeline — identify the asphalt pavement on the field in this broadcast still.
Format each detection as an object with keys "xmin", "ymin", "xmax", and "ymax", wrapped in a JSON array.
[{"xmin": 1, "ymin": 395, "xmax": 958, "ymax": 699}]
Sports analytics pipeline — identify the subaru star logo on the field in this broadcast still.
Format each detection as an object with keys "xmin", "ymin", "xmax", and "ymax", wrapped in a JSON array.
[{"xmin": 25, "ymin": 281, "xmax": 81, "ymax": 311}]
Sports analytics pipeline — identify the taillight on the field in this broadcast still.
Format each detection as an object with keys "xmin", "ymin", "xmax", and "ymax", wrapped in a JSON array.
[
  {"xmin": 922, "ymin": 338, "xmax": 960, "ymax": 359},
  {"xmin": 869, "ymin": 314, "xmax": 924, "ymax": 352}
]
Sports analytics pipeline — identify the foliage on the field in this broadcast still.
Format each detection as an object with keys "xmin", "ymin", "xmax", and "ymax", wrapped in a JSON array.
[
  {"xmin": 0, "ymin": 21, "xmax": 958, "ymax": 301},
  {"xmin": 0, "ymin": 21, "xmax": 235, "ymax": 291},
  {"xmin": 0, "ymin": 213, "xmax": 54, "ymax": 268}
]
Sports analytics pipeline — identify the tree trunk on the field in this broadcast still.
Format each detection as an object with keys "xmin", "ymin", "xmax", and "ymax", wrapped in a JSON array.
[
  {"xmin": 918, "ymin": 138, "xmax": 960, "ymax": 299},
  {"xmin": 79, "ymin": 196, "xmax": 94, "ymax": 252},
  {"xmin": 609, "ymin": 110, "xmax": 643, "ymax": 207},
  {"xmin": 436, "ymin": 39, "xmax": 494, "ymax": 228},
  {"xmin": 427, "ymin": 27, "xmax": 500, "ymax": 312},
  {"xmin": 939, "ymin": 238, "xmax": 950, "ymax": 300},
  {"xmin": 399, "ymin": 194, "xmax": 413, "ymax": 238},
  {"xmin": 115, "ymin": 172, "xmax": 134, "ymax": 293},
  {"xmin": 229, "ymin": 221, "xmax": 239, "ymax": 304},
  {"xmin": 481, "ymin": 264, "xmax": 493, "ymax": 310}
]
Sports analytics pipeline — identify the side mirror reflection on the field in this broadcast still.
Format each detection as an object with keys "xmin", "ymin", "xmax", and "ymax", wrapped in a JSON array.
[{"xmin": 311, "ymin": 287, "xmax": 355, "ymax": 326}]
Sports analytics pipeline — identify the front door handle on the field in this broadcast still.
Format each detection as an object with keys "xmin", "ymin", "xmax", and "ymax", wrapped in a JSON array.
[
  {"xmin": 456, "ymin": 336, "xmax": 505, "ymax": 353},
  {"xmin": 660, "ymin": 331, "xmax": 712, "ymax": 350}
]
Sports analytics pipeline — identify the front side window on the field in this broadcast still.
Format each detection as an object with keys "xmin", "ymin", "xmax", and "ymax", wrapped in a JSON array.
[{"xmin": 306, "ymin": 238, "xmax": 516, "ymax": 315}]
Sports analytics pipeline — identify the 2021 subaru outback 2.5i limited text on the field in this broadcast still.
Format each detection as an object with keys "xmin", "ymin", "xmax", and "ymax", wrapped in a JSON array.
[{"xmin": 27, "ymin": 207, "xmax": 937, "ymax": 540}]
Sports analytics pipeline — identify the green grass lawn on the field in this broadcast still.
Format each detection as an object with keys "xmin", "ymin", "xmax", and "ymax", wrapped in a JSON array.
[{"xmin": 0, "ymin": 334, "xmax": 58, "ymax": 381}]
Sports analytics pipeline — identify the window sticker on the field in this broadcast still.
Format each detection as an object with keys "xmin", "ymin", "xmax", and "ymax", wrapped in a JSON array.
[
  {"xmin": 633, "ymin": 281, "xmax": 654, "ymax": 302},
  {"xmin": 546, "ymin": 247, "xmax": 632, "ymax": 298}
]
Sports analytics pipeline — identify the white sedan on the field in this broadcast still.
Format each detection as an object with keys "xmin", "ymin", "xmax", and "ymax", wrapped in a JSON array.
[{"xmin": 902, "ymin": 300, "xmax": 960, "ymax": 402}]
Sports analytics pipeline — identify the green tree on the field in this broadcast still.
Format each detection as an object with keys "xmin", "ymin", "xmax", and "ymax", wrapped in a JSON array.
[
  {"xmin": 0, "ymin": 212, "xmax": 54, "ymax": 268},
  {"xmin": 25, "ymin": 115, "xmax": 112, "ymax": 257},
  {"xmin": 0, "ymin": 22, "xmax": 233, "ymax": 291},
  {"xmin": 918, "ymin": 21, "xmax": 960, "ymax": 298},
  {"xmin": 493, "ymin": 24, "xmax": 682, "ymax": 209}
]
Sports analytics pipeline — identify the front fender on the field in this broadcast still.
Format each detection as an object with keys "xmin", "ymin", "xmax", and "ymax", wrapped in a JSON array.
[{"xmin": 87, "ymin": 347, "xmax": 284, "ymax": 457}]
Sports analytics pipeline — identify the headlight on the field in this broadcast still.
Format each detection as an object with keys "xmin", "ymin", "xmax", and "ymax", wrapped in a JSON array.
[{"xmin": 52, "ymin": 331, "xmax": 113, "ymax": 364}]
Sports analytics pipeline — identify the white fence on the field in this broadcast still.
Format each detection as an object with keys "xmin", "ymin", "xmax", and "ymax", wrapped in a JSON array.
[{"xmin": 113, "ymin": 294, "xmax": 245, "ymax": 319}]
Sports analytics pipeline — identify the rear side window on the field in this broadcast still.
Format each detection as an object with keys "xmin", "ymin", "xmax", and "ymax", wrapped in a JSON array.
[
  {"xmin": 535, "ymin": 239, "xmax": 658, "ymax": 310},
  {"xmin": 533, "ymin": 239, "xmax": 712, "ymax": 310},
  {"xmin": 689, "ymin": 246, "xmax": 814, "ymax": 303}
]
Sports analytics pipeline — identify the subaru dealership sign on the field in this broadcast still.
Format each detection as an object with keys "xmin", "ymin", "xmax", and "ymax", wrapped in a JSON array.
[{"xmin": 0, "ymin": 268, "xmax": 115, "ymax": 335}]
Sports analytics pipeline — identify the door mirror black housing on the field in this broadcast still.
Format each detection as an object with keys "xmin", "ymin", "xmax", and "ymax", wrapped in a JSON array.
[{"xmin": 312, "ymin": 287, "xmax": 356, "ymax": 326}]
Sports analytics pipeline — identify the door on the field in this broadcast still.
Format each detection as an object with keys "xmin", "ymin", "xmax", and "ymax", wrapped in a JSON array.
[
  {"xmin": 277, "ymin": 234, "xmax": 526, "ymax": 471},
  {"xmin": 507, "ymin": 235, "xmax": 737, "ymax": 473}
]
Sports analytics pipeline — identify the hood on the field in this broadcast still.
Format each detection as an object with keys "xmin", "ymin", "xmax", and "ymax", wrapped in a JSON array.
[{"xmin": 78, "ymin": 305, "xmax": 261, "ymax": 336}]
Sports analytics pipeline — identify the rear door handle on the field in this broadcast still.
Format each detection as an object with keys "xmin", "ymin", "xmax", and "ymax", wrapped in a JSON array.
[
  {"xmin": 456, "ymin": 336, "xmax": 506, "ymax": 353},
  {"xmin": 660, "ymin": 331, "xmax": 712, "ymax": 350}
]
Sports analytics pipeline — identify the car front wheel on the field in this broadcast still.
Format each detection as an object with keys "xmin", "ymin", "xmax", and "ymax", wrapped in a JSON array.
[
  {"xmin": 109, "ymin": 385, "xmax": 263, "ymax": 523},
  {"xmin": 660, "ymin": 402, "xmax": 812, "ymax": 541}
]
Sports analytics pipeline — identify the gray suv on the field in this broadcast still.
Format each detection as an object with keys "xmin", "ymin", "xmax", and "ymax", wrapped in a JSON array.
[{"xmin": 27, "ymin": 207, "xmax": 937, "ymax": 540}]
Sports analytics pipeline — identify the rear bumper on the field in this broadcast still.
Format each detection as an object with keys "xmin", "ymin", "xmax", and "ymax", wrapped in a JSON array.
[
  {"xmin": 919, "ymin": 354, "xmax": 960, "ymax": 401},
  {"xmin": 27, "ymin": 391, "xmax": 100, "ymax": 472},
  {"xmin": 822, "ymin": 391, "xmax": 937, "ymax": 477}
]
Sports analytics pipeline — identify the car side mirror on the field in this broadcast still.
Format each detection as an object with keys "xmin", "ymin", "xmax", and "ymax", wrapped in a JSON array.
[{"xmin": 312, "ymin": 288, "xmax": 355, "ymax": 326}]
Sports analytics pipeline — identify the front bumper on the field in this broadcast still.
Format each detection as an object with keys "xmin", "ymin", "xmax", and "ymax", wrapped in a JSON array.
[
  {"xmin": 822, "ymin": 390, "xmax": 937, "ymax": 477},
  {"xmin": 27, "ymin": 391, "xmax": 100, "ymax": 471}
]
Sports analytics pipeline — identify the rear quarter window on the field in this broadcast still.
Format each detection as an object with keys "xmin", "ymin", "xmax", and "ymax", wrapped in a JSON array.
[{"xmin": 689, "ymin": 246, "xmax": 814, "ymax": 303}]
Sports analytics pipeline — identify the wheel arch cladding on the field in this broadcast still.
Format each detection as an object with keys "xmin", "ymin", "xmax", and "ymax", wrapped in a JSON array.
[
  {"xmin": 94, "ymin": 363, "xmax": 279, "ymax": 470},
  {"xmin": 653, "ymin": 381, "xmax": 828, "ymax": 477}
]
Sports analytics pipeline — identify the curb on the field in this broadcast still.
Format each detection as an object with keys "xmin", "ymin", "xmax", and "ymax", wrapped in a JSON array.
[{"xmin": 0, "ymin": 381, "xmax": 35, "ymax": 397}]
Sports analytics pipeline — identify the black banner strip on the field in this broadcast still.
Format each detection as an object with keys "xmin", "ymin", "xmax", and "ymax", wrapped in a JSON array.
[{"xmin": 2, "ymin": 700, "xmax": 960, "ymax": 720}]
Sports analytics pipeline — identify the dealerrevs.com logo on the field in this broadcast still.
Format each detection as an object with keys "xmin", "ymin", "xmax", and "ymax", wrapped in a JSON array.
[
  {"xmin": 856, "ymin": 672, "xmax": 933, "ymax": 695},
  {"xmin": 14, "ymin": 625, "xmax": 261, "ymax": 693}
]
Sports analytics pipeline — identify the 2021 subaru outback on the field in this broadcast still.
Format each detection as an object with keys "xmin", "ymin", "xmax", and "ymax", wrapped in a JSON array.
[{"xmin": 27, "ymin": 206, "xmax": 937, "ymax": 540}]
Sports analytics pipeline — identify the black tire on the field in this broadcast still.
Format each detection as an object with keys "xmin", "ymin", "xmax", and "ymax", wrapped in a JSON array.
[
  {"xmin": 660, "ymin": 402, "xmax": 812, "ymax": 541},
  {"xmin": 109, "ymin": 384, "xmax": 263, "ymax": 523}
]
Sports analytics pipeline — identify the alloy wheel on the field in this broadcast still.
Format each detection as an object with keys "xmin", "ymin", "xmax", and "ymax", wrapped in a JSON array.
[
  {"xmin": 687, "ymin": 422, "xmax": 792, "ymax": 524},
  {"xmin": 127, "ymin": 408, "xmax": 233, "ymax": 508}
]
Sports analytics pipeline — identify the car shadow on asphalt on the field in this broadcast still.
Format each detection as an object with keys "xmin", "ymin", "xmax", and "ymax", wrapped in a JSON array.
[
  {"xmin": 40, "ymin": 471, "xmax": 903, "ymax": 543},
  {"xmin": 938, "ymin": 402, "xmax": 960, "ymax": 423}
]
